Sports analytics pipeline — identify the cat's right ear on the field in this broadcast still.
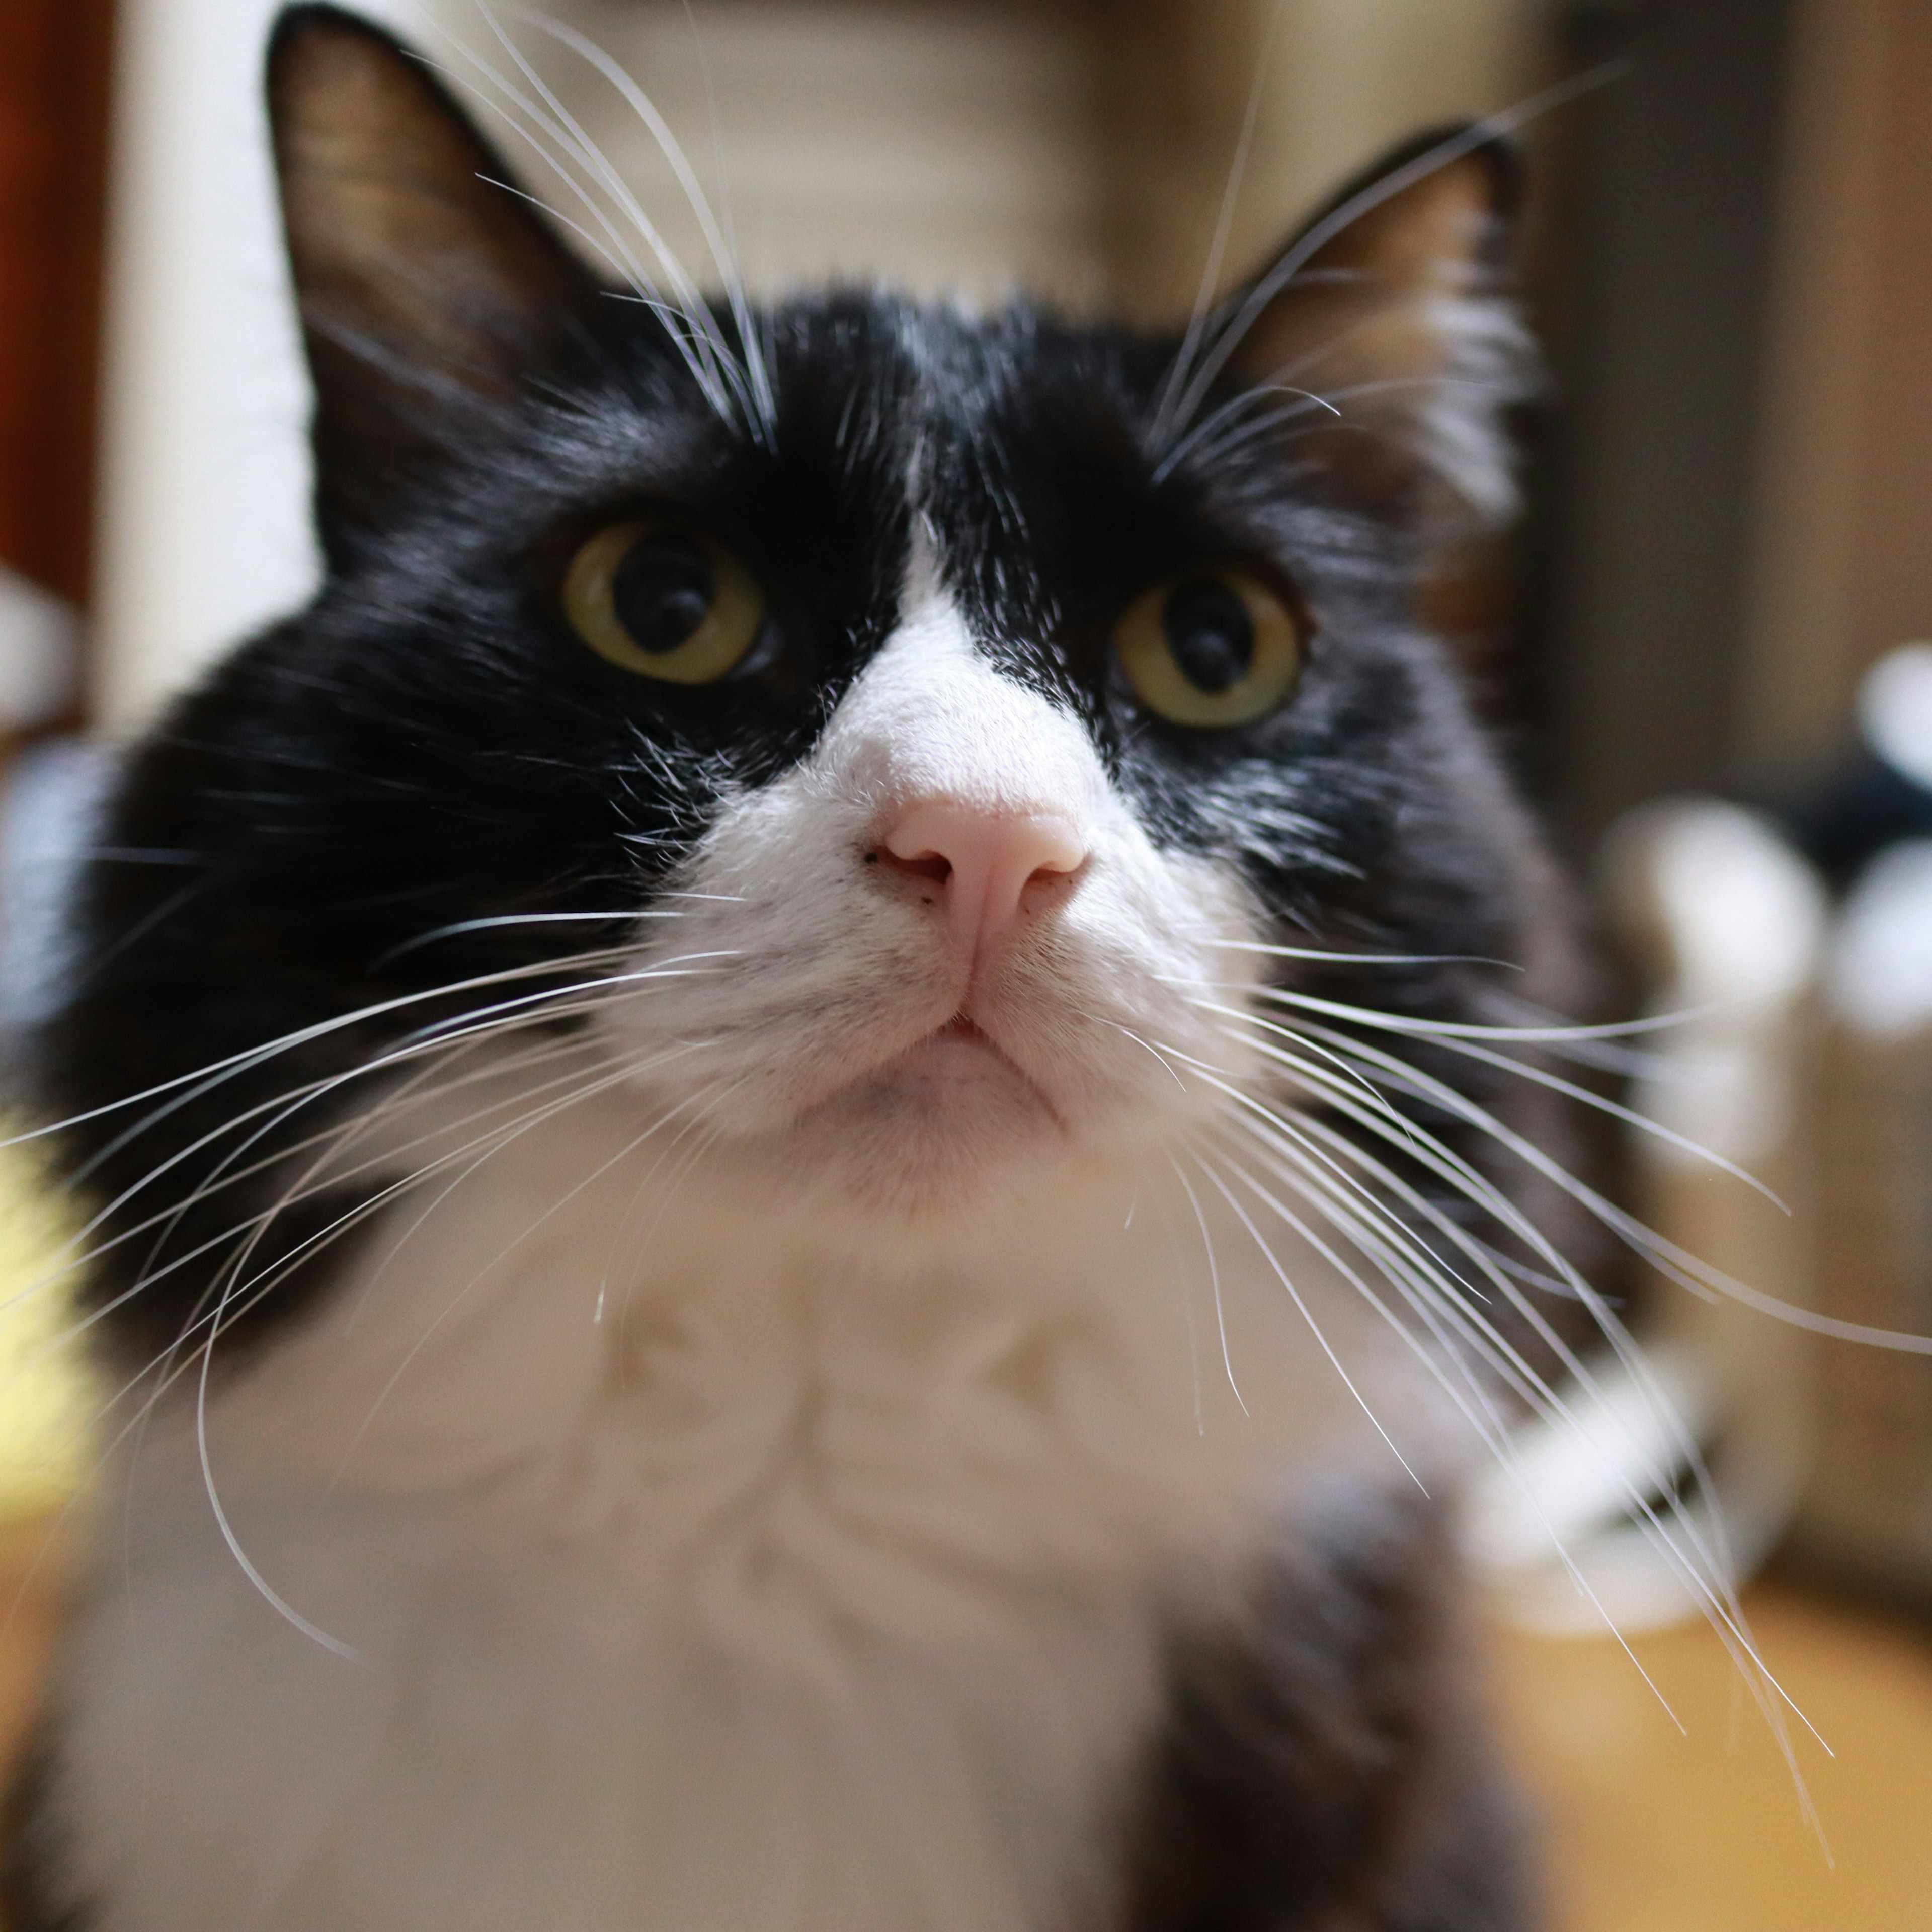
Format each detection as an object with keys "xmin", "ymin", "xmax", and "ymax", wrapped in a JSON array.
[
  {"xmin": 1199, "ymin": 127, "xmax": 1531, "ymax": 535},
  {"xmin": 267, "ymin": 4, "xmax": 598, "ymax": 551}
]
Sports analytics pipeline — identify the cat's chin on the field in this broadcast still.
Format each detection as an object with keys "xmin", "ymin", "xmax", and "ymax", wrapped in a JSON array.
[{"xmin": 765, "ymin": 1020, "xmax": 1069, "ymax": 1211}]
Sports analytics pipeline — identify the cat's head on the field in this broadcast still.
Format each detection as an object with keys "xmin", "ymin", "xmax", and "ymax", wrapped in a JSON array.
[{"xmin": 61, "ymin": 5, "xmax": 1552, "ymax": 1279}]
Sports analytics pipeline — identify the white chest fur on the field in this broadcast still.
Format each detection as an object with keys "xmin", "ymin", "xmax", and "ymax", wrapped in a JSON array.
[{"xmin": 51, "ymin": 1089, "xmax": 1434, "ymax": 1932}]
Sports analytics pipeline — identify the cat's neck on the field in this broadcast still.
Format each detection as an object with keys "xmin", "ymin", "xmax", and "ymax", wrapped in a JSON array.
[{"xmin": 135, "ymin": 1073, "xmax": 1442, "ymax": 1581}]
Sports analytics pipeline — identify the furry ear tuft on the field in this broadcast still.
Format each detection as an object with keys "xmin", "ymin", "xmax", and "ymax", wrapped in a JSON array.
[
  {"xmin": 1214, "ymin": 128, "xmax": 1533, "ymax": 532},
  {"xmin": 267, "ymin": 4, "xmax": 597, "ymax": 549}
]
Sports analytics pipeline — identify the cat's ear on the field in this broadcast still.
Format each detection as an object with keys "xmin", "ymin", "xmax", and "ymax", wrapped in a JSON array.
[
  {"xmin": 267, "ymin": 4, "xmax": 599, "ymax": 546},
  {"xmin": 1216, "ymin": 127, "xmax": 1531, "ymax": 530}
]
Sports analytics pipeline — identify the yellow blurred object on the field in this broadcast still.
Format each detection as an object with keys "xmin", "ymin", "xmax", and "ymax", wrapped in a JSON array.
[{"xmin": 0, "ymin": 1134, "xmax": 93, "ymax": 1522}]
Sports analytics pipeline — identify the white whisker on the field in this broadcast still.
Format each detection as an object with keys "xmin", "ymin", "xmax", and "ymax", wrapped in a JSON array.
[
  {"xmin": 1148, "ymin": 0, "xmax": 1284, "ymax": 449},
  {"xmin": 1188, "ymin": 1140, "xmax": 1423, "ymax": 1489},
  {"xmin": 516, "ymin": 9, "xmax": 777, "ymax": 436},
  {"xmin": 329, "ymin": 1073, "xmax": 743, "ymax": 1484},
  {"xmin": 4, "ymin": 951, "xmax": 733, "ymax": 1320},
  {"xmin": 1167, "ymin": 1152, "xmax": 1245, "ymax": 1417},
  {"xmin": 1198, "ymin": 1020, "xmax": 1827, "ymax": 1773}
]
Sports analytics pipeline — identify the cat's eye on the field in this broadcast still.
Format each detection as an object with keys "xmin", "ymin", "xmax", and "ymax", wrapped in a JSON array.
[
  {"xmin": 1112, "ymin": 566, "xmax": 1306, "ymax": 728},
  {"xmin": 562, "ymin": 519, "xmax": 766, "ymax": 684}
]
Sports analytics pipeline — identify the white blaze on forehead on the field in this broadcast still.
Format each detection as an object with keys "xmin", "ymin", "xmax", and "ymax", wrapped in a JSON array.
[{"xmin": 814, "ymin": 578, "xmax": 1108, "ymax": 825}]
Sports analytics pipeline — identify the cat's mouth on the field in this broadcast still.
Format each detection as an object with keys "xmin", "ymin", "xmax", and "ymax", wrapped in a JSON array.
[
  {"xmin": 889, "ymin": 1012, "xmax": 1053, "ymax": 1102},
  {"xmin": 927, "ymin": 1013, "xmax": 1000, "ymax": 1052},
  {"xmin": 786, "ymin": 1005, "xmax": 1067, "ymax": 1165}
]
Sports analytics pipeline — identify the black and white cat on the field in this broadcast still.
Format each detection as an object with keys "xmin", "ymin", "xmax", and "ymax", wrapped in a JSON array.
[{"xmin": 8, "ymin": 7, "xmax": 1593, "ymax": 1926}]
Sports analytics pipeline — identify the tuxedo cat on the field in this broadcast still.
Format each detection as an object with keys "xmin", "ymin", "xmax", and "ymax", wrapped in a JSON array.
[{"xmin": 8, "ymin": 7, "xmax": 1589, "ymax": 1926}]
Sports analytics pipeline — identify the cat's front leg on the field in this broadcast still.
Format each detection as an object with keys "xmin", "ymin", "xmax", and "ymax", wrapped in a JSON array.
[{"xmin": 1120, "ymin": 1491, "xmax": 1538, "ymax": 1932}]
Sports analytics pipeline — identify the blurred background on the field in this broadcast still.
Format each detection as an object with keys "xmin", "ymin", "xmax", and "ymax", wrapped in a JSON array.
[{"xmin": 3, "ymin": 1, "xmax": 1932, "ymax": 1925}]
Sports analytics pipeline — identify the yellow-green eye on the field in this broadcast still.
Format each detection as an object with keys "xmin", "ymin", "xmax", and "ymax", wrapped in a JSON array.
[
  {"xmin": 562, "ymin": 519, "xmax": 766, "ymax": 683},
  {"xmin": 1113, "ymin": 566, "xmax": 1306, "ymax": 728}
]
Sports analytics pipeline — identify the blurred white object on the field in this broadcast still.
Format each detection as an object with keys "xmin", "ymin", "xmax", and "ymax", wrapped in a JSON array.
[
  {"xmin": 1613, "ymin": 799, "xmax": 1826, "ymax": 1164},
  {"xmin": 1857, "ymin": 640, "xmax": 1932, "ymax": 791},
  {"xmin": 1828, "ymin": 839, "xmax": 1932, "ymax": 1038},
  {"xmin": 1475, "ymin": 800, "xmax": 1827, "ymax": 1634},
  {"xmin": 0, "ymin": 740, "xmax": 114, "ymax": 1034},
  {"xmin": 0, "ymin": 565, "xmax": 77, "ymax": 731}
]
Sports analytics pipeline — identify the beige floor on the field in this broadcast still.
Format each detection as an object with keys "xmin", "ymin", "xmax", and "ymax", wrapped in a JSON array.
[
  {"xmin": 4, "ymin": 1518, "xmax": 1930, "ymax": 1928},
  {"xmin": 1499, "ymin": 1586, "xmax": 1932, "ymax": 1932}
]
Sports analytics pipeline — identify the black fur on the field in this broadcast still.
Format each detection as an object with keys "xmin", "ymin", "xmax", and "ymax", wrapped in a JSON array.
[
  {"xmin": 3, "ymin": 1739, "xmax": 88, "ymax": 1932},
  {"xmin": 1124, "ymin": 1493, "xmax": 1535, "ymax": 1932}
]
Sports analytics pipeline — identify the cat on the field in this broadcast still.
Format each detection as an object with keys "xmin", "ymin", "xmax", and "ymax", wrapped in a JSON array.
[{"xmin": 5, "ymin": 5, "xmax": 1594, "ymax": 1926}]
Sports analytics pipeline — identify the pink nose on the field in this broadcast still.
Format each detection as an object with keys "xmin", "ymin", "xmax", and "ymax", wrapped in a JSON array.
[{"xmin": 876, "ymin": 801, "xmax": 1087, "ymax": 964}]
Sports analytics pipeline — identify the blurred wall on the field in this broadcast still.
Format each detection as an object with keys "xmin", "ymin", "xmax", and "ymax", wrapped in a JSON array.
[
  {"xmin": 1532, "ymin": 0, "xmax": 1794, "ymax": 845},
  {"xmin": 1740, "ymin": 0, "xmax": 1932, "ymax": 770},
  {"xmin": 1534, "ymin": 0, "xmax": 1932, "ymax": 844}
]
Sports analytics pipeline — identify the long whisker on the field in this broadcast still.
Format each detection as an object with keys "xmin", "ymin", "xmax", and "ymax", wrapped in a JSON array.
[
  {"xmin": 372, "ymin": 906, "xmax": 692, "ymax": 967},
  {"xmin": 1076, "ymin": 1012, "xmax": 1192, "ymax": 1093},
  {"xmin": 327, "ymin": 1073, "xmax": 743, "ymax": 1484},
  {"xmin": 1228, "ymin": 1096, "xmax": 1824, "ymax": 1781},
  {"xmin": 4, "ymin": 939, "xmax": 712, "ymax": 1152},
  {"xmin": 1201, "ymin": 938, "xmax": 1511, "ymax": 968},
  {"xmin": 191, "ymin": 1348, "xmax": 360, "ymax": 1660},
  {"xmin": 1248, "ymin": 982, "xmax": 1711, "ymax": 1044},
  {"xmin": 1202, "ymin": 1017, "xmax": 1829, "ymax": 1757},
  {"xmin": 1187, "ymin": 1140, "xmax": 1423, "ymax": 1487},
  {"xmin": 91, "ymin": 1035, "xmax": 707, "ymax": 1576},
  {"xmin": 1149, "ymin": 0, "xmax": 1284, "ymax": 445},
  {"xmin": 423, "ymin": 24, "xmax": 741, "ymax": 424},
  {"xmin": 5, "ymin": 952, "xmax": 732, "ymax": 1315},
  {"xmin": 1167, "ymin": 1153, "xmax": 1245, "ymax": 1415},
  {"xmin": 479, "ymin": 5, "xmax": 760, "ymax": 430},
  {"xmin": 1150, "ymin": 382, "xmax": 1340, "ymax": 488},
  {"xmin": 1212, "ymin": 1090, "xmax": 1764, "ymax": 1660},
  {"xmin": 1217, "ymin": 997, "xmax": 1786, "ymax": 1209},
  {"xmin": 1141, "ymin": 1157, "xmax": 1206, "ymax": 1434},
  {"xmin": 99, "ymin": 1031, "xmax": 612, "ymax": 1340},
  {"xmin": 11, "ymin": 945, "xmax": 735, "ymax": 1355},
  {"xmin": 1261, "ymin": 1005, "xmax": 1932, "ymax": 1357},
  {"xmin": 516, "ymin": 10, "xmax": 777, "ymax": 436},
  {"xmin": 92, "ymin": 1038, "xmax": 696, "ymax": 1426},
  {"xmin": 1202, "ymin": 1119, "xmax": 1712, "ymax": 1730},
  {"xmin": 1188, "ymin": 1041, "xmax": 1758, "ymax": 1613}
]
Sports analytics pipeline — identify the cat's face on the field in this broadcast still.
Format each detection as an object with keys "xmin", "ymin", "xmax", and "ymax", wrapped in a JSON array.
[
  {"xmin": 324, "ymin": 286, "xmax": 1480, "ymax": 1213},
  {"xmin": 52, "ymin": 9, "xmax": 1551, "ymax": 1349}
]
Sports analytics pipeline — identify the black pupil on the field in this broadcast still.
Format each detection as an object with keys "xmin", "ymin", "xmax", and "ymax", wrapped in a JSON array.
[
  {"xmin": 611, "ymin": 534, "xmax": 715, "ymax": 655},
  {"xmin": 1162, "ymin": 578, "xmax": 1254, "ymax": 693}
]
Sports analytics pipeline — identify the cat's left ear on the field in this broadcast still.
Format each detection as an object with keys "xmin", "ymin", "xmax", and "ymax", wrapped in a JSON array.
[
  {"xmin": 1214, "ymin": 127, "xmax": 1531, "ymax": 531},
  {"xmin": 267, "ymin": 4, "xmax": 601, "ymax": 549}
]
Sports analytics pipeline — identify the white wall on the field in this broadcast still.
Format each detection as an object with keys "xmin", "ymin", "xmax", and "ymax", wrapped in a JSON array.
[{"xmin": 92, "ymin": 0, "xmax": 428, "ymax": 731}]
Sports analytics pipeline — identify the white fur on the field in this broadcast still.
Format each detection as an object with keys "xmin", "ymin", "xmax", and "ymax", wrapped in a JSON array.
[
  {"xmin": 50, "ymin": 572, "xmax": 1469, "ymax": 1932},
  {"xmin": 1415, "ymin": 289, "xmax": 1535, "ymax": 527}
]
